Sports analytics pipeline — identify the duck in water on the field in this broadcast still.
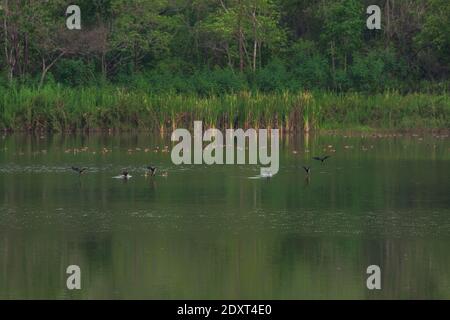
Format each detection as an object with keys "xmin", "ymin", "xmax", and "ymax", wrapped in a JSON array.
[
  {"xmin": 302, "ymin": 166, "xmax": 311, "ymax": 176},
  {"xmin": 261, "ymin": 170, "xmax": 273, "ymax": 179},
  {"xmin": 119, "ymin": 170, "xmax": 131, "ymax": 179},
  {"xmin": 145, "ymin": 166, "xmax": 157, "ymax": 177},
  {"xmin": 302, "ymin": 165, "xmax": 311, "ymax": 185},
  {"xmin": 71, "ymin": 166, "xmax": 87, "ymax": 175}
]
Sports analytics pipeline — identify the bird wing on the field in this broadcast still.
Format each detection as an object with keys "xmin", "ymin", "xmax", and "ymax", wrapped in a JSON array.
[{"xmin": 313, "ymin": 157, "xmax": 320, "ymax": 161}]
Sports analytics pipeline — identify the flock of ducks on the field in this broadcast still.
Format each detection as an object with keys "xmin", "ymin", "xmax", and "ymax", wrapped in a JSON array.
[
  {"xmin": 71, "ymin": 165, "xmax": 161, "ymax": 179},
  {"xmin": 301, "ymin": 155, "xmax": 331, "ymax": 178},
  {"xmin": 71, "ymin": 155, "xmax": 331, "ymax": 180}
]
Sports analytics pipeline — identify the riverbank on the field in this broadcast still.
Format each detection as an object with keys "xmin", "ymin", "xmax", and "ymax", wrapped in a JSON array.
[{"xmin": 1, "ymin": 86, "xmax": 449, "ymax": 132}]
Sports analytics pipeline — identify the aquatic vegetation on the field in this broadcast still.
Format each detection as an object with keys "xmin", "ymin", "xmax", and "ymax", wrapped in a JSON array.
[{"xmin": 0, "ymin": 86, "xmax": 448, "ymax": 132}]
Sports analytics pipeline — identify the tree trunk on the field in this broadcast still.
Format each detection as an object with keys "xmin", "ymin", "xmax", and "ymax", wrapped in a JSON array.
[
  {"xmin": 3, "ymin": 0, "xmax": 13, "ymax": 83},
  {"xmin": 252, "ymin": 7, "xmax": 257, "ymax": 72},
  {"xmin": 38, "ymin": 52, "xmax": 65, "ymax": 89},
  {"xmin": 134, "ymin": 41, "xmax": 138, "ymax": 72},
  {"xmin": 238, "ymin": 0, "xmax": 244, "ymax": 72},
  {"xmin": 385, "ymin": 0, "xmax": 390, "ymax": 41},
  {"xmin": 330, "ymin": 41, "xmax": 336, "ymax": 87},
  {"xmin": 22, "ymin": 33, "xmax": 29, "ymax": 77},
  {"xmin": 101, "ymin": 52, "xmax": 107, "ymax": 79},
  {"xmin": 39, "ymin": 58, "xmax": 47, "ymax": 89}
]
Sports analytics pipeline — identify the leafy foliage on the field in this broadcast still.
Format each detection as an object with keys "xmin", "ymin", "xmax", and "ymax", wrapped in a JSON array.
[{"xmin": 0, "ymin": 0, "xmax": 448, "ymax": 92}]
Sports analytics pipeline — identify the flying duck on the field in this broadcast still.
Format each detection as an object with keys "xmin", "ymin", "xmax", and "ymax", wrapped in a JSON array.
[
  {"xmin": 71, "ymin": 166, "xmax": 87, "ymax": 175},
  {"xmin": 145, "ymin": 166, "xmax": 157, "ymax": 177},
  {"xmin": 302, "ymin": 166, "xmax": 311, "ymax": 175},
  {"xmin": 313, "ymin": 155, "xmax": 330, "ymax": 163}
]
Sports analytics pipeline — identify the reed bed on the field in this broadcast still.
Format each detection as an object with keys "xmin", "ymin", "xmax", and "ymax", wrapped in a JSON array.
[{"xmin": 0, "ymin": 86, "xmax": 449, "ymax": 132}]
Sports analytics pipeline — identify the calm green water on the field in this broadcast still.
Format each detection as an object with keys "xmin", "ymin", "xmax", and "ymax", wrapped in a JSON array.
[{"xmin": 0, "ymin": 132, "xmax": 449, "ymax": 299}]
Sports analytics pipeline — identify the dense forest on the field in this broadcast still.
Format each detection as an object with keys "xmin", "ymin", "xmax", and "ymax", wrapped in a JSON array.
[
  {"xmin": 1, "ymin": 0, "xmax": 449, "ymax": 93},
  {"xmin": 0, "ymin": 0, "xmax": 449, "ymax": 131}
]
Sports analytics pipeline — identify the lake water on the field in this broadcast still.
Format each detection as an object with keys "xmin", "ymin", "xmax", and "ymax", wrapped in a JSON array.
[{"xmin": 0, "ymin": 132, "xmax": 449, "ymax": 299}]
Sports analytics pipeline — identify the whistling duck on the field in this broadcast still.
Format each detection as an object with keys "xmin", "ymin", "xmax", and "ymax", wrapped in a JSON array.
[
  {"xmin": 145, "ymin": 166, "xmax": 157, "ymax": 177},
  {"xmin": 71, "ymin": 166, "xmax": 87, "ymax": 175},
  {"xmin": 313, "ymin": 155, "xmax": 330, "ymax": 163}
]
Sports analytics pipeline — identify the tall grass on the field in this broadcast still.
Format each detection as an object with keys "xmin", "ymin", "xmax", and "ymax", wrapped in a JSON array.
[{"xmin": 0, "ymin": 85, "xmax": 449, "ymax": 132}]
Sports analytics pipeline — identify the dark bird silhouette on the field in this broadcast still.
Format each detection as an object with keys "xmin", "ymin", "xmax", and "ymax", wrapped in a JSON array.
[
  {"xmin": 302, "ymin": 166, "xmax": 311, "ymax": 175},
  {"xmin": 313, "ymin": 155, "xmax": 330, "ymax": 163},
  {"xmin": 71, "ymin": 166, "xmax": 87, "ymax": 175},
  {"xmin": 146, "ymin": 166, "xmax": 157, "ymax": 176},
  {"xmin": 122, "ymin": 170, "xmax": 130, "ymax": 179}
]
